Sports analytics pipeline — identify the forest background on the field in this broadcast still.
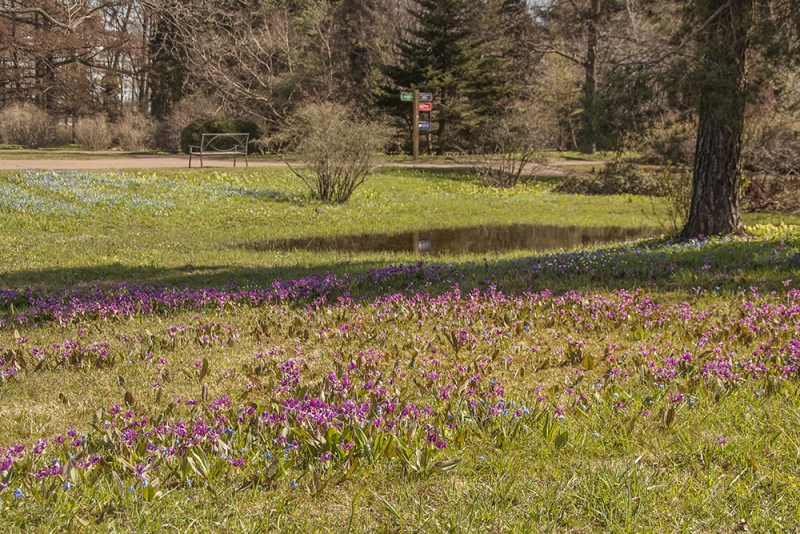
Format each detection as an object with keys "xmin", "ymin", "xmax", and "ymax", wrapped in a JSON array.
[{"xmin": 1, "ymin": 1, "xmax": 800, "ymax": 229}]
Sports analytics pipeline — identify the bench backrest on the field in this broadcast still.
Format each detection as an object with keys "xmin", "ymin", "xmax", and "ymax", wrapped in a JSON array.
[{"xmin": 201, "ymin": 133, "xmax": 249, "ymax": 152}]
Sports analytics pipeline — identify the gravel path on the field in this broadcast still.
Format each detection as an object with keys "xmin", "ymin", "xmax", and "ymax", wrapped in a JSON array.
[{"xmin": 0, "ymin": 154, "xmax": 605, "ymax": 174}]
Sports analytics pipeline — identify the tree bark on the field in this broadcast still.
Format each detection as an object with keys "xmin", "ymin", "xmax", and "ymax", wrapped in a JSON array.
[
  {"xmin": 681, "ymin": 0, "xmax": 750, "ymax": 238},
  {"xmin": 577, "ymin": 0, "xmax": 600, "ymax": 154}
]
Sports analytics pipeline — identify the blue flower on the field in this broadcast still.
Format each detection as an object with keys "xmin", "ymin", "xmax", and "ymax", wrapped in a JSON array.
[
  {"xmin": 64, "ymin": 482, "xmax": 75, "ymax": 491},
  {"xmin": 265, "ymin": 451, "xmax": 273, "ymax": 460},
  {"xmin": 290, "ymin": 480, "xmax": 297, "ymax": 488},
  {"xmin": 14, "ymin": 488, "xmax": 24, "ymax": 498},
  {"xmin": 478, "ymin": 456, "xmax": 486, "ymax": 462}
]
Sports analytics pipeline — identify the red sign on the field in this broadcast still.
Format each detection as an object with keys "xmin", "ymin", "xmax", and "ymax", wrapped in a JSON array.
[{"xmin": 418, "ymin": 103, "xmax": 432, "ymax": 112}]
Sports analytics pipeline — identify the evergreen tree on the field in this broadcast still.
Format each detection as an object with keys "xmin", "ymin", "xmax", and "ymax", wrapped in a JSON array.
[{"xmin": 380, "ymin": 0, "xmax": 516, "ymax": 153}]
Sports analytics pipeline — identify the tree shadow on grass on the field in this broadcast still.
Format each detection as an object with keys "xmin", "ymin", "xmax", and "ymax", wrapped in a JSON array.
[{"xmin": 1, "ymin": 232, "xmax": 798, "ymax": 309}]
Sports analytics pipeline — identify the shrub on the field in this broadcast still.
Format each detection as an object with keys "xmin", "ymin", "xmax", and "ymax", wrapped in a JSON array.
[
  {"xmin": 154, "ymin": 95, "xmax": 224, "ymax": 153},
  {"xmin": 179, "ymin": 119, "xmax": 261, "ymax": 154},
  {"xmin": 471, "ymin": 109, "xmax": 548, "ymax": 188},
  {"xmin": 555, "ymin": 159, "xmax": 658, "ymax": 196},
  {"xmin": 0, "ymin": 103, "xmax": 58, "ymax": 148},
  {"xmin": 646, "ymin": 162, "xmax": 692, "ymax": 233},
  {"xmin": 113, "ymin": 112, "xmax": 155, "ymax": 151},
  {"xmin": 74, "ymin": 115, "xmax": 111, "ymax": 150},
  {"xmin": 271, "ymin": 103, "xmax": 391, "ymax": 203}
]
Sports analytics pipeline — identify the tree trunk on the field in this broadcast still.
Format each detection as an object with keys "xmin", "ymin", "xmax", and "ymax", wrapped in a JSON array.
[
  {"xmin": 577, "ymin": 0, "xmax": 600, "ymax": 154},
  {"xmin": 680, "ymin": 0, "xmax": 750, "ymax": 238},
  {"xmin": 681, "ymin": 112, "xmax": 744, "ymax": 237}
]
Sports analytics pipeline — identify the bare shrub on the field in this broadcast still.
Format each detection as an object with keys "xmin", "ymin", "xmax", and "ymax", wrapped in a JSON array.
[
  {"xmin": 270, "ymin": 103, "xmax": 391, "ymax": 203},
  {"xmin": 55, "ymin": 123, "xmax": 73, "ymax": 146},
  {"xmin": 471, "ymin": 110, "xmax": 548, "ymax": 188},
  {"xmin": 646, "ymin": 162, "xmax": 692, "ymax": 233},
  {"xmin": 113, "ymin": 113, "xmax": 155, "ymax": 151},
  {"xmin": 154, "ymin": 95, "xmax": 225, "ymax": 153},
  {"xmin": 74, "ymin": 115, "xmax": 111, "ymax": 150},
  {"xmin": 0, "ymin": 103, "xmax": 58, "ymax": 148},
  {"xmin": 556, "ymin": 159, "xmax": 658, "ymax": 195},
  {"xmin": 743, "ymin": 114, "xmax": 800, "ymax": 175}
]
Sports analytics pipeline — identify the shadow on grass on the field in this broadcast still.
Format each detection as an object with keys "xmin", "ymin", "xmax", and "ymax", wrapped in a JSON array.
[{"xmin": 1, "ymin": 232, "xmax": 798, "ymax": 307}]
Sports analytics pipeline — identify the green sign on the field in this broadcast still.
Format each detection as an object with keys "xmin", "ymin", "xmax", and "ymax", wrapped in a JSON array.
[{"xmin": 400, "ymin": 92, "xmax": 414, "ymax": 101}]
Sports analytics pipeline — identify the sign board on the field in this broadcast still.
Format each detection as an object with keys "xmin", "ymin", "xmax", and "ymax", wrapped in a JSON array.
[
  {"xmin": 419, "ymin": 93, "xmax": 433, "ymax": 102},
  {"xmin": 400, "ymin": 92, "xmax": 414, "ymax": 101},
  {"xmin": 418, "ymin": 121, "xmax": 432, "ymax": 131},
  {"xmin": 418, "ymin": 102, "xmax": 432, "ymax": 112}
]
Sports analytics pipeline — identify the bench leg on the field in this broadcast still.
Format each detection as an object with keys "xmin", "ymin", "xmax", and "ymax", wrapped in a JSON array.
[
  {"xmin": 200, "ymin": 153, "xmax": 203, "ymax": 168},
  {"xmin": 245, "ymin": 153, "xmax": 249, "ymax": 167},
  {"xmin": 233, "ymin": 153, "xmax": 236, "ymax": 167}
]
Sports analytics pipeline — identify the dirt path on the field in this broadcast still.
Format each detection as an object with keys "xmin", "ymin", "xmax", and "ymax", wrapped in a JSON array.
[{"xmin": 0, "ymin": 153, "xmax": 605, "ymax": 174}]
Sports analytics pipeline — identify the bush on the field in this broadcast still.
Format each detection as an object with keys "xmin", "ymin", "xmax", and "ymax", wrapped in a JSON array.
[
  {"xmin": 0, "ymin": 103, "xmax": 58, "ymax": 148},
  {"xmin": 271, "ymin": 103, "xmax": 391, "ymax": 203},
  {"xmin": 646, "ymin": 162, "xmax": 692, "ymax": 233},
  {"xmin": 154, "ymin": 95, "xmax": 224, "ymax": 153},
  {"xmin": 113, "ymin": 113, "xmax": 155, "ymax": 151},
  {"xmin": 179, "ymin": 119, "xmax": 261, "ymax": 154},
  {"xmin": 471, "ymin": 109, "xmax": 548, "ymax": 188},
  {"xmin": 555, "ymin": 159, "xmax": 658, "ymax": 196},
  {"xmin": 74, "ymin": 115, "xmax": 111, "ymax": 150}
]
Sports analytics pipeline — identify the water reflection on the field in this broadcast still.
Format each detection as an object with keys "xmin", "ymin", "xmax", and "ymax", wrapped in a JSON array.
[{"xmin": 242, "ymin": 224, "xmax": 660, "ymax": 255}]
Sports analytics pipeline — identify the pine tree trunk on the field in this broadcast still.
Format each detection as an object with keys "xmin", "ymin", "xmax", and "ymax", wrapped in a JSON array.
[
  {"xmin": 680, "ymin": 0, "xmax": 750, "ymax": 238},
  {"xmin": 681, "ymin": 111, "xmax": 744, "ymax": 237}
]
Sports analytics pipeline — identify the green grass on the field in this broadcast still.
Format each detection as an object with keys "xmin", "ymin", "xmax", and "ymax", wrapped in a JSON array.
[
  {"xmin": 2, "ymin": 167, "xmax": 798, "ymax": 291},
  {"xmin": 2, "ymin": 167, "xmax": 800, "ymax": 532}
]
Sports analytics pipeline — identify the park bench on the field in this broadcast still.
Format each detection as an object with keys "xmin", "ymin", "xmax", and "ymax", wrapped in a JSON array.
[{"xmin": 188, "ymin": 133, "xmax": 249, "ymax": 168}]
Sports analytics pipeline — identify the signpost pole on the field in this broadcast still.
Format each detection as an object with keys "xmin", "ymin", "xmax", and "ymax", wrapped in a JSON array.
[{"xmin": 413, "ymin": 89, "xmax": 419, "ymax": 161}]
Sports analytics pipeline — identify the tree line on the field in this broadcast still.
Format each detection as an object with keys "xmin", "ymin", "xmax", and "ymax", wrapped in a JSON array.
[{"xmin": 1, "ymin": 0, "xmax": 799, "ymax": 237}]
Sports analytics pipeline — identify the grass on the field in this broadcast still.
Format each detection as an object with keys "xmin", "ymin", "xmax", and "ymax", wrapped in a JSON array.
[
  {"xmin": 1, "ymin": 166, "xmax": 800, "ymax": 531},
  {"xmin": 2, "ymin": 167, "xmax": 798, "ymax": 291}
]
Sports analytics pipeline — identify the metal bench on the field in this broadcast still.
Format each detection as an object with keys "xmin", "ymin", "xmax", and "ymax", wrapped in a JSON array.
[{"xmin": 188, "ymin": 133, "xmax": 249, "ymax": 168}]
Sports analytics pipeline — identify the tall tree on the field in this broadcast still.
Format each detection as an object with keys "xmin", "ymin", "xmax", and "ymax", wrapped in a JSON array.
[
  {"xmin": 671, "ymin": 0, "xmax": 800, "ymax": 237},
  {"xmin": 381, "ymin": 0, "xmax": 517, "ymax": 153}
]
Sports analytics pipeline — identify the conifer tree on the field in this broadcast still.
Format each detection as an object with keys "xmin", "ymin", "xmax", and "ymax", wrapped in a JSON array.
[{"xmin": 381, "ymin": 0, "xmax": 516, "ymax": 153}]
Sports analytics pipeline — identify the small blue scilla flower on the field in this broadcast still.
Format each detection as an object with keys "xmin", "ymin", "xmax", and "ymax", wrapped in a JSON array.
[
  {"xmin": 220, "ymin": 453, "xmax": 227, "ymax": 459},
  {"xmin": 612, "ymin": 393, "xmax": 619, "ymax": 399},
  {"xmin": 64, "ymin": 482, "xmax": 75, "ymax": 491},
  {"xmin": 478, "ymin": 456, "xmax": 486, "ymax": 462},
  {"xmin": 364, "ymin": 444, "xmax": 371, "ymax": 452},
  {"xmin": 593, "ymin": 432, "xmax": 601, "ymax": 439},
  {"xmin": 14, "ymin": 488, "xmax": 24, "ymax": 498},
  {"xmin": 290, "ymin": 480, "xmax": 297, "ymax": 488},
  {"xmin": 128, "ymin": 486, "xmax": 135, "ymax": 493},
  {"xmin": 225, "ymin": 426, "xmax": 233, "ymax": 436},
  {"xmin": 141, "ymin": 480, "xmax": 148, "ymax": 488},
  {"xmin": 186, "ymin": 477, "xmax": 192, "ymax": 488},
  {"xmin": 265, "ymin": 451, "xmax": 273, "ymax": 459},
  {"xmin": 240, "ymin": 447, "xmax": 246, "ymax": 453},
  {"xmin": 755, "ymin": 392, "xmax": 761, "ymax": 398},
  {"xmin": 689, "ymin": 397, "xmax": 697, "ymax": 405},
  {"xmin": 255, "ymin": 470, "xmax": 261, "ymax": 475}
]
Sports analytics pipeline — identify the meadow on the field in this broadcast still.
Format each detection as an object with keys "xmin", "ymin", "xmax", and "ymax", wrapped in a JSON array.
[{"xmin": 1, "ymin": 167, "xmax": 800, "ymax": 532}]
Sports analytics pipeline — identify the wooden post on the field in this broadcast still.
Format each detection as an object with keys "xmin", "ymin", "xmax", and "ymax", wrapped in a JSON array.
[{"xmin": 413, "ymin": 89, "xmax": 420, "ymax": 161}]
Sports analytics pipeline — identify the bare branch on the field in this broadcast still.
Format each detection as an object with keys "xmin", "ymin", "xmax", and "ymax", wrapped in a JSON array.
[
  {"xmin": 642, "ymin": 0, "xmax": 734, "ymax": 66},
  {"xmin": 0, "ymin": 3, "xmax": 111, "ymax": 32}
]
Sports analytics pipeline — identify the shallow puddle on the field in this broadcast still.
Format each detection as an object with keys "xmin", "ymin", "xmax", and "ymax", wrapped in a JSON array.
[{"xmin": 242, "ymin": 224, "xmax": 660, "ymax": 255}]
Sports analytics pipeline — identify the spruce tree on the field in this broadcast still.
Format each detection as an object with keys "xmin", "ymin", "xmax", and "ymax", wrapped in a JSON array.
[{"xmin": 381, "ymin": 0, "xmax": 515, "ymax": 153}]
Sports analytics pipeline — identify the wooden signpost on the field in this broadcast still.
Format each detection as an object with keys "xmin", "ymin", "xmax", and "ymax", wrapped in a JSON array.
[{"xmin": 402, "ymin": 90, "xmax": 433, "ymax": 160}]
